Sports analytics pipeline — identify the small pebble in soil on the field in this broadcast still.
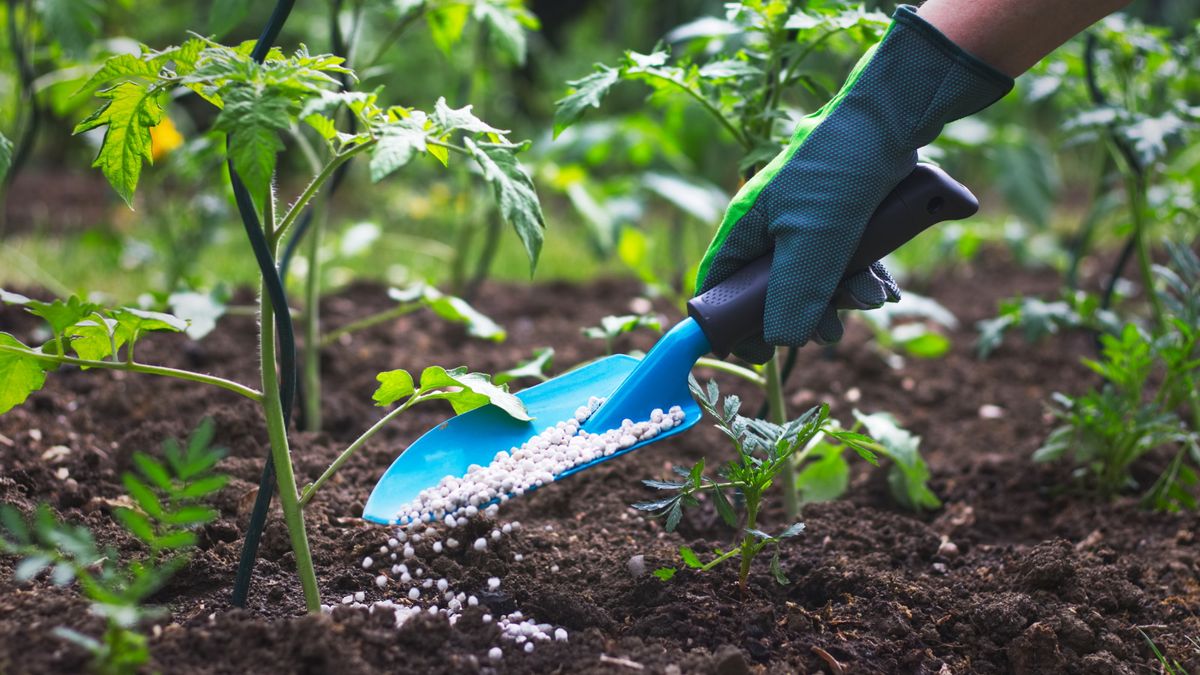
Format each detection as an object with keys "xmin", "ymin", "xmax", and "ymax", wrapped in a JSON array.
[
  {"xmin": 524, "ymin": 642, "xmax": 534, "ymax": 653},
  {"xmin": 474, "ymin": 538, "xmax": 487, "ymax": 551},
  {"xmin": 354, "ymin": 592, "xmax": 365, "ymax": 603},
  {"xmin": 489, "ymin": 647, "xmax": 502, "ymax": 661},
  {"xmin": 555, "ymin": 628, "xmax": 568, "ymax": 642},
  {"xmin": 488, "ymin": 577, "xmax": 500, "ymax": 591},
  {"xmin": 550, "ymin": 565, "xmax": 559, "ymax": 573},
  {"xmin": 375, "ymin": 575, "xmax": 387, "ymax": 588},
  {"xmin": 447, "ymin": 538, "xmax": 459, "ymax": 548},
  {"xmin": 432, "ymin": 541, "xmax": 443, "ymax": 554},
  {"xmin": 437, "ymin": 578, "xmax": 449, "ymax": 592},
  {"xmin": 408, "ymin": 587, "xmax": 420, "ymax": 601},
  {"xmin": 482, "ymin": 614, "xmax": 493, "ymax": 623},
  {"xmin": 627, "ymin": 554, "xmax": 646, "ymax": 578},
  {"xmin": 362, "ymin": 556, "xmax": 373, "ymax": 569}
]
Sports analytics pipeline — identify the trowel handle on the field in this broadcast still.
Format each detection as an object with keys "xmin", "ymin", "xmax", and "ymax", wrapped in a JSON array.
[{"xmin": 687, "ymin": 163, "xmax": 979, "ymax": 358}]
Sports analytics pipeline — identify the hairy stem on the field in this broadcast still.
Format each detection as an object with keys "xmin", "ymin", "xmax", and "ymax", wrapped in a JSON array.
[
  {"xmin": 274, "ymin": 142, "xmax": 373, "ymax": 243},
  {"xmin": 260, "ymin": 279, "xmax": 321, "ymax": 612},
  {"xmin": 0, "ymin": 344, "xmax": 263, "ymax": 401},
  {"xmin": 302, "ymin": 196, "xmax": 324, "ymax": 431}
]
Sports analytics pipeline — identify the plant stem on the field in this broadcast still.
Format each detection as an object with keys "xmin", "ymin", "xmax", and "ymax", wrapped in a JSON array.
[
  {"xmin": 299, "ymin": 395, "xmax": 416, "ymax": 507},
  {"xmin": 699, "ymin": 547, "xmax": 741, "ymax": 572},
  {"xmin": 302, "ymin": 197, "xmax": 324, "ymax": 432},
  {"xmin": 694, "ymin": 357, "xmax": 766, "ymax": 387},
  {"xmin": 764, "ymin": 351, "xmax": 798, "ymax": 518},
  {"xmin": 260, "ymin": 273, "xmax": 321, "ymax": 612},
  {"xmin": 0, "ymin": 344, "xmax": 263, "ymax": 401},
  {"xmin": 274, "ymin": 142, "xmax": 373, "ymax": 244},
  {"xmin": 1125, "ymin": 174, "xmax": 1167, "ymax": 333},
  {"xmin": 638, "ymin": 71, "xmax": 749, "ymax": 149},
  {"xmin": 738, "ymin": 494, "xmax": 760, "ymax": 591},
  {"xmin": 319, "ymin": 302, "xmax": 421, "ymax": 347}
]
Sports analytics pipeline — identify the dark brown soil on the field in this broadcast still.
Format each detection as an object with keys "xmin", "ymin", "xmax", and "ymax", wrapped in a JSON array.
[{"xmin": 2, "ymin": 255, "xmax": 1198, "ymax": 674}]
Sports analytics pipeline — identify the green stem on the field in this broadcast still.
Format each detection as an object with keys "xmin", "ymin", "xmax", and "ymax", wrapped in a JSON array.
[
  {"xmin": 694, "ymin": 357, "xmax": 766, "ymax": 387},
  {"xmin": 319, "ymin": 302, "xmax": 421, "ymax": 347},
  {"xmin": 738, "ymin": 495, "xmax": 760, "ymax": 591},
  {"xmin": 1126, "ymin": 174, "xmax": 1166, "ymax": 333},
  {"xmin": 699, "ymin": 547, "xmax": 741, "ymax": 572},
  {"xmin": 299, "ymin": 395, "xmax": 417, "ymax": 507},
  {"xmin": 274, "ymin": 142, "xmax": 373, "ymax": 244},
  {"xmin": 302, "ymin": 197, "xmax": 324, "ymax": 432},
  {"xmin": 639, "ymin": 71, "xmax": 750, "ymax": 149},
  {"xmin": 260, "ymin": 278, "xmax": 321, "ymax": 613},
  {"xmin": 764, "ymin": 351, "xmax": 798, "ymax": 518},
  {"xmin": 0, "ymin": 344, "xmax": 263, "ymax": 401}
]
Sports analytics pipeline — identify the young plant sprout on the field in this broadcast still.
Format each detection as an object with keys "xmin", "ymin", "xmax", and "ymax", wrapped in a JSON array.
[
  {"xmin": 638, "ymin": 378, "xmax": 897, "ymax": 591},
  {"xmin": 0, "ymin": 420, "xmax": 228, "ymax": 675}
]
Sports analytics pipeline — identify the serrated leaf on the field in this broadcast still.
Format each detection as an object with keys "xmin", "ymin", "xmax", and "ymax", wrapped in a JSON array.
[
  {"xmin": 418, "ymin": 366, "xmax": 531, "ymax": 421},
  {"xmin": 373, "ymin": 369, "xmax": 416, "ymax": 406},
  {"xmin": 160, "ymin": 505, "xmax": 218, "ymax": 527},
  {"xmin": 74, "ymin": 81, "xmax": 165, "ymax": 207},
  {"xmin": 370, "ymin": 122, "xmax": 428, "ymax": 181},
  {"xmin": 304, "ymin": 113, "xmax": 338, "ymax": 141},
  {"xmin": 68, "ymin": 318, "xmax": 124, "ymax": 363},
  {"xmin": 177, "ymin": 475, "xmax": 229, "ymax": 501},
  {"xmin": 745, "ymin": 527, "xmax": 773, "ymax": 541},
  {"xmin": 679, "ymin": 546, "xmax": 703, "ymax": 568},
  {"xmin": 795, "ymin": 444, "xmax": 850, "ymax": 503},
  {"xmin": 554, "ymin": 65, "xmax": 620, "ymax": 137},
  {"xmin": 216, "ymin": 87, "xmax": 290, "ymax": 203},
  {"xmin": 664, "ymin": 500, "xmax": 683, "ymax": 532},
  {"xmin": 432, "ymin": 97, "xmax": 507, "ymax": 136},
  {"xmin": 154, "ymin": 530, "xmax": 198, "ymax": 550},
  {"xmin": 0, "ymin": 504, "xmax": 31, "ymax": 545},
  {"xmin": 641, "ymin": 479, "xmax": 685, "ymax": 490},
  {"xmin": 423, "ymin": 292, "xmax": 506, "ymax": 342},
  {"xmin": 652, "ymin": 567, "xmax": 677, "ymax": 581},
  {"xmin": 25, "ymin": 295, "xmax": 99, "ymax": 337},
  {"xmin": 122, "ymin": 474, "xmax": 164, "ymax": 518},
  {"xmin": 778, "ymin": 522, "xmax": 805, "ymax": 538},
  {"xmin": 427, "ymin": 2, "xmax": 470, "ymax": 55},
  {"xmin": 0, "ymin": 333, "xmax": 48, "ymax": 415},
  {"xmin": 632, "ymin": 495, "xmax": 678, "ymax": 511},
  {"xmin": 853, "ymin": 411, "xmax": 940, "ymax": 511},
  {"xmin": 463, "ymin": 138, "xmax": 544, "ymax": 274}
]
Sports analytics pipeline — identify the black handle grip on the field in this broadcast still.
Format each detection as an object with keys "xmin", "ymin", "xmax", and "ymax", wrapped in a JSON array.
[{"xmin": 687, "ymin": 163, "xmax": 978, "ymax": 358}]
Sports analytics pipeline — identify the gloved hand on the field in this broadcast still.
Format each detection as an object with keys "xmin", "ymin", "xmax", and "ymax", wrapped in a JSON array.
[{"xmin": 696, "ymin": 5, "xmax": 1012, "ymax": 364}]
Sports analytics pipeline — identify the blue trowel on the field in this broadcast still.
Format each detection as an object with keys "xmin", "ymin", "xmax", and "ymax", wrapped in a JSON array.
[{"xmin": 363, "ymin": 164, "xmax": 978, "ymax": 523}]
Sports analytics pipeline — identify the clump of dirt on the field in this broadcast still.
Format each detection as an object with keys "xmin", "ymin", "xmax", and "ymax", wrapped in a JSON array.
[{"xmin": 2, "ymin": 256, "xmax": 1198, "ymax": 674}]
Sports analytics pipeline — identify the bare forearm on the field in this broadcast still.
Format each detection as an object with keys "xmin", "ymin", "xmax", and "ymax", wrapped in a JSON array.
[{"xmin": 917, "ymin": 0, "xmax": 1133, "ymax": 78}]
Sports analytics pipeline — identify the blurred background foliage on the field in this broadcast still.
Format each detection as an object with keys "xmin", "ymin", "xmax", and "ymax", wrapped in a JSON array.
[{"xmin": 0, "ymin": 0, "xmax": 1197, "ymax": 305}]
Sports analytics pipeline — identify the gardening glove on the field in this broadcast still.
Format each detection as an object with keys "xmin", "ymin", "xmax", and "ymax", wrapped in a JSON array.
[{"xmin": 695, "ymin": 5, "xmax": 1013, "ymax": 364}]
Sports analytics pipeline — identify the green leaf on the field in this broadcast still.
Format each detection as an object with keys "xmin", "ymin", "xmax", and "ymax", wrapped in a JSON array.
[
  {"xmin": 369, "ymin": 122, "xmax": 428, "ymax": 182},
  {"xmin": 712, "ymin": 487, "xmax": 737, "ymax": 527},
  {"xmin": 770, "ymin": 550, "xmax": 789, "ymax": 585},
  {"xmin": 494, "ymin": 347, "xmax": 554, "ymax": 385},
  {"xmin": 427, "ymin": 2, "xmax": 471, "ymax": 55},
  {"xmin": 631, "ymin": 495, "xmax": 677, "ymax": 511},
  {"xmin": 641, "ymin": 479, "xmax": 685, "ymax": 490},
  {"xmin": 74, "ymin": 81, "xmax": 165, "ymax": 207},
  {"xmin": 431, "ymin": 97, "xmax": 507, "ymax": 137},
  {"xmin": 796, "ymin": 442, "xmax": 849, "ymax": 503},
  {"xmin": 25, "ymin": 295, "xmax": 99, "ymax": 338},
  {"xmin": 0, "ymin": 132, "xmax": 12, "ymax": 182},
  {"xmin": 418, "ymin": 366, "xmax": 531, "ymax": 421},
  {"xmin": 111, "ymin": 307, "xmax": 188, "ymax": 337},
  {"xmin": 473, "ymin": 1, "xmax": 538, "ymax": 65},
  {"xmin": 215, "ymin": 87, "xmax": 290, "ymax": 203},
  {"xmin": 208, "ymin": 0, "xmax": 252, "ymax": 38},
  {"xmin": 0, "ymin": 333, "xmax": 48, "ymax": 415},
  {"xmin": 745, "ymin": 528, "xmax": 774, "ymax": 541},
  {"xmin": 853, "ymin": 411, "xmax": 941, "ymax": 511},
  {"xmin": 652, "ymin": 567, "xmax": 677, "ymax": 581},
  {"xmin": 0, "ymin": 504, "xmax": 31, "ymax": 545},
  {"xmin": 37, "ymin": 0, "xmax": 103, "ymax": 57},
  {"xmin": 177, "ymin": 475, "xmax": 230, "ymax": 500},
  {"xmin": 778, "ymin": 522, "xmax": 805, "ymax": 539},
  {"xmin": 554, "ymin": 65, "xmax": 620, "ymax": 137},
  {"xmin": 15, "ymin": 555, "xmax": 52, "ymax": 582},
  {"xmin": 678, "ymin": 546, "xmax": 703, "ymax": 569},
  {"xmin": 122, "ymin": 474, "xmax": 164, "ymax": 518},
  {"xmin": 113, "ymin": 507, "xmax": 157, "ymax": 545},
  {"xmin": 132, "ymin": 452, "xmax": 172, "ymax": 491},
  {"xmin": 155, "ymin": 530, "xmax": 198, "ymax": 550},
  {"xmin": 463, "ymin": 138, "xmax": 545, "ymax": 274},
  {"xmin": 664, "ymin": 499, "xmax": 683, "ymax": 532},
  {"xmin": 418, "ymin": 288, "xmax": 506, "ymax": 341},
  {"xmin": 68, "ymin": 317, "xmax": 124, "ymax": 362},
  {"xmin": 159, "ymin": 505, "xmax": 218, "ymax": 527},
  {"xmin": 893, "ymin": 324, "xmax": 951, "ymax": 359},
  {"xmin": 373, "ymin": 369, "xmax": 416, "ymax": 407}
]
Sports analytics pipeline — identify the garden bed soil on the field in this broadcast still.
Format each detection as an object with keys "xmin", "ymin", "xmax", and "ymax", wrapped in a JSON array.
[{"xmin": 2, "ymin": 254, "xmax": 1197, "ymax": 674}]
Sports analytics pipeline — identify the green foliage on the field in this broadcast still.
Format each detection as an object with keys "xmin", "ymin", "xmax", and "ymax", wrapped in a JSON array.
[
  {"xmin": 494, "ymin": 347, "xmax": 555, "ymax": 385},
  {"xmin": 0, "ymin": 291, "xmax": 189, "ymax": 414},
  {"xmin": 856, "ymin": 291, "xmax": 958, "ymax": 366},
  {"xmin": 582, "ymin": 313, "xmax": 663, "ymax": 355},
  {"xmin": 1037, "ymin": 244, "xmax": 1200, "ymax": 510},
  {"xmin": 372, "ymin": 365, "xmax": 530, "ymax": 421},
  {"xmin": 0, "ymin": 131, "xmax": 12, "ymax": 182},
  {"xmin": 388, "ymin": 284, "xmax": 506, "ymax": 341},
  {"xmin": 639, "ymin": 377, "xmax": 891, "ymax": 590},
  {"xmin": 977, "ymin": 292, "xmax": 1123, "ymax": 359},
  {"xmin": 0, "ymin": 419, "xmax": 227, "ymax": 675}
]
